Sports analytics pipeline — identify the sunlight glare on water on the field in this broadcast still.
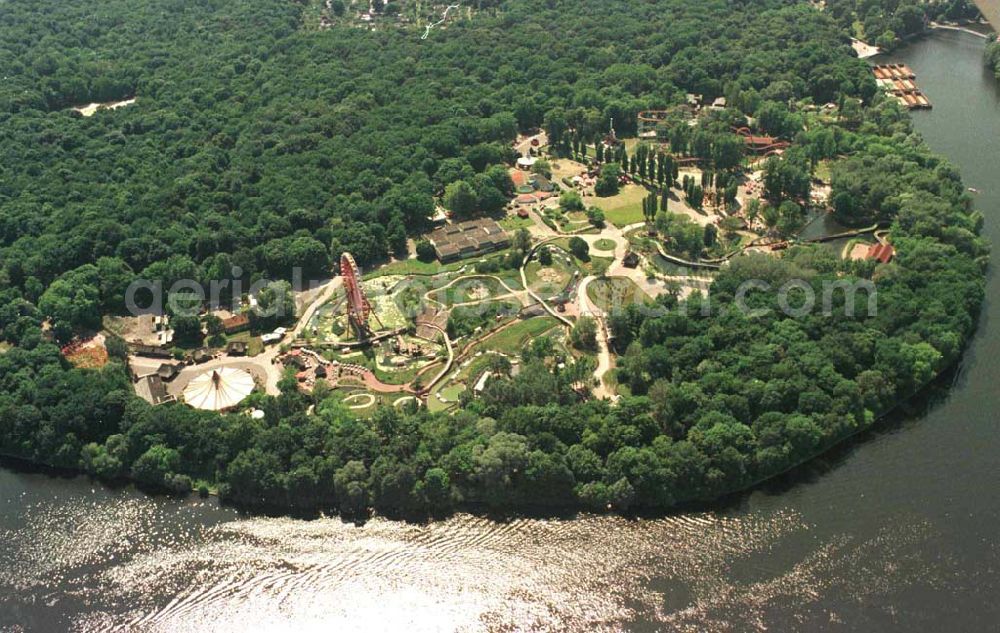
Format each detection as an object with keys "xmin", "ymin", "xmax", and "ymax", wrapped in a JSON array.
[{"xmin": 66, "ymin": 510, "xmax": 807, "ymax": 632}]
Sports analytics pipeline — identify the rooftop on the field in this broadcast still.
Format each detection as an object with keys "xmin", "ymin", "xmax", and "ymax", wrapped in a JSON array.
[
  {"xmin": 866, "ymin": 243, "xmax": 894, "ymax": 264},
  {"xmin": 222, "ymin": 313, "xmax": 250, "ymax": 332},
  {"xmin": 135, "ymin": 374, "xmax": 172, "ymax": 405},
  {"xmin": 428, "ymin": 217, "xmax": 511, "ymax": 262}
]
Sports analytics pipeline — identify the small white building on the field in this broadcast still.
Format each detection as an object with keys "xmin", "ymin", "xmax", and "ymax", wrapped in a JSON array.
[
  {"xmin": 261, "ymin": 327, "xmax": 287, "ymax": 345},
  {"xmin": 474, "ymin": 371, "xmax": 495, "ymax": 393}
]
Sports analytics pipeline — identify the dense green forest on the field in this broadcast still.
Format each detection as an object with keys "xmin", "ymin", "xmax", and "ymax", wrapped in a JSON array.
[
  {"xmin": 0, "ymin": 0, "xmax": 873, "ymax": 307},
  {"xmin": 824, "ymin": 0, "xmax": 981, "ymax": 49},
  {"xmin": 0, "ymin": 0, "xmax": 988, "ymax": 517}
]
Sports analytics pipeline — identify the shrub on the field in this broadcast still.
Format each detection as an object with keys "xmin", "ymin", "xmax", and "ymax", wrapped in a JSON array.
[
  {"xmin": 416, "ymin": 239, "xmax": 436, "ymax": 262},
  {"xmin": 539, "ymin": 247, "xmax": 553, "ymax": 266},
  {"xmin": 568, "ymin": 236, "xmax": 590, "ymax": 261}
]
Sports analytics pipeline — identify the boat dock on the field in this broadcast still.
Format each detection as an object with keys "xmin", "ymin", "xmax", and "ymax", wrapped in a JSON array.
[{"xmin": 872, "ymin": 64, "xmax": 932, "ymax": 109}]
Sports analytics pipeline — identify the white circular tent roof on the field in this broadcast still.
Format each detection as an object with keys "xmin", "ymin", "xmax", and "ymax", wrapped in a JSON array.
[{"xmin": 183, "ymin": 367, "xmax": 255, "ymax": 411}]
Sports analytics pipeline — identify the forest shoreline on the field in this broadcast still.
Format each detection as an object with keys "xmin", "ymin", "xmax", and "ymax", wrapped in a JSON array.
[{"xmin": 0, "ymin": 335, "xmax": 974, "ymax": 523}]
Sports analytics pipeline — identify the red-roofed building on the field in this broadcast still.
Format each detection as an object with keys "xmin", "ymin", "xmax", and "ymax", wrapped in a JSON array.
[
  {"xmin": 866, "ymin": 243, "xmax": 894, "ymax": 264},
  {"xmin": 222, "ymin": 313, "xmax": 250, "ymax": 334},
  {"xmin": 733, "ymin": 127, "xmax": 791, "ymax": 155}
]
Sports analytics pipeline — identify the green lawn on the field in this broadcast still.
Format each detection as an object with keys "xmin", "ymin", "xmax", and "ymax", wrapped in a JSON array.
[
  {"xmin": 593, "ymin": 238, "xmax": 617, "ymax": 251},
  {"xmin": 364, "ymin": 258, "xmax": 465, "ymax": 279},
  {"xmin": 329, "ymin": 344, "xmax": 428, "ymax": 386},
  {"xmin": 441, "ymin": 384, "xmax": 465, "ymax": 399},
  {"xmin": 336, "ymin": 389, "xmax": 393, "ymax": 418},
  {"xmin": 480, "ymin": 316, "xmax": 560, "ymax": 351},
  {"xmin": 365, "ymin": 249, "xmax": 525, "ymax": 279},
  {"xmin": 589, "ymin": 184, "xmax": 650, "ymax": 227},
  {"xmin": 587, "ymin": 277, "xmax": 650, "ymax": 312},
  {"xmin": 226, "ymin": 331, "xmax": 265, "ymax": 356},
  {"xmin": 372, "ymin": 357, "xmax": 425, "ymax": 386},
  {"xmin": 364, "ymin": 247, "xmax": 521, "ymax": 281},
  {"xmin": 428, "ymin": 384, "xmax": 463, "ymax": 413},
  {"xmin": 431, "ymin": 276, "xmax": 507, "ymax": 306},
  {"xmin": 547, "ymin": 238, "xmax": 613, "ymax": 277},
  {"xmin": 588, "ymin": 255, "xmax": 614, "ymax": 277},
  {"xmin": 428, "ymin": 394, "xmax": 458, "ymax": 413},
  {"xmin": 500, "ymin": 214, "xmax": 534, "ymax": 231},
  {"xmin": 561, "ymin": 211, "xmax": 597, "ymax": 231},
  {"xmin": 525, "ymin": 258, "xmax": 574, "ymax": 295}
]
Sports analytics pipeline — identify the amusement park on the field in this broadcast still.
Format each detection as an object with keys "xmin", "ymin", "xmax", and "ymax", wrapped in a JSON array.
[{"xmin": 120, "ymin": 94, "xmax": 886, "ymax": 419}]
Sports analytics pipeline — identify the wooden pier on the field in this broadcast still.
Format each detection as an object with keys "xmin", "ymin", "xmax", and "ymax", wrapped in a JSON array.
[{"xmin": 872, "ymin": 64, "xmax": 932, "ymax": 110}]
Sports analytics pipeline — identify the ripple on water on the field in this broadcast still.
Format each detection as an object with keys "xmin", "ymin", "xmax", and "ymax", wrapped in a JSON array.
[
  {"xmin": 44, "ymin": 508, "xmax": 810, "ymax": 632},
  {"xmin": 0, "ymin": 485, "xmax": 988, "ymax": 632}
]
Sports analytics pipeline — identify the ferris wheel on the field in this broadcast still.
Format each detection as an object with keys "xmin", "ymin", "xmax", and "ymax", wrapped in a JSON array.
[{"xmin": 340, "ymin": 252, "xmax": 382, "ymax": 339}]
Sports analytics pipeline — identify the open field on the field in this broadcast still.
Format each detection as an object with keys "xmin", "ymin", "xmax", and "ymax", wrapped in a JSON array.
[
  {"xmin": 586, "ymin": 184, "xmax": 649, "ymax": 227},
  {"xmin": 225, "ymin": 331, "xmax": 265, "ymax": 356},
  {"xmin": 431, "ymin": 276, "xmax": 508, "ymax": 307},
  {"xmin": 363, "ymin": 257, "xmax": 468, "ymax": 279},
  {"xmin": 480, "ymin": 316, "xmax": 561, "ymax": 352},
  {"xmin": 525, "ymin": 259, "xmax": 574, "ymax": 292},
  {"xmin": 549, "ymin": 157, "xmax": 590, "ymax": 184},
  {"xmin": 547, "ymin": 238, "xmax": 614, "ymax": 276},
  {"xmin": 428, "ymin": 384, "xmax": 463, "ymax": 412},
  {"xmin": 500, "ymin": 214, "xmax": 534, "ymax": 231},
  {"xmin": 557, "ymin": 210, "xmax": 595, "ymax": 232},
  {"xmin": 587, "ymin": 277, "xmax": 651, "ymax": 312},
  {"xmin": 333, "ymin": 388, "xmax": 397, "ymax": 418}
]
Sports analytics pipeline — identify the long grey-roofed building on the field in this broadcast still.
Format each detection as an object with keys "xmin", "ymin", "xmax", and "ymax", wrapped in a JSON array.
[{"xmin": 428, "ymin": 217, "xmax": 512, "ymax": 263}]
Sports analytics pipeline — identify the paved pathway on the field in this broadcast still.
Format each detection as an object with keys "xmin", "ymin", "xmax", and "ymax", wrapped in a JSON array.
[
  {"xmin": 577, "ymin": 276, "xmax": 615, "ymax": 401},
  {"xmin": 517, "ymin": 205, "xmax": 722, "ymax": 398},
  {"xmin": 420, "ymin": 324, "xmax": 454, "ymax": 393},
  {"xmin": 424, "ymin": 274, "xmax": 531, "ymax": 309}
]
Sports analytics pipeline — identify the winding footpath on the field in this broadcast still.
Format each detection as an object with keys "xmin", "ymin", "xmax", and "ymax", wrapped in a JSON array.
[
  {"xmin": 419, "ymin": 323, "xmax": 454, "ymax": 393},
  {"xmin": 421, "ymin": 4, "xmax": 460, "ymax": 40},
  {"xmin": 520, "ymin": 214, "xmax": 720, "ymax": 398},
  {"xmin": 576, "ymin": 276, "xmax": 615, "ymax": 400}
]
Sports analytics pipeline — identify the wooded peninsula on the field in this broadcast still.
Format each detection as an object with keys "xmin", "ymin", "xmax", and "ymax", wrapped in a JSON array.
[{"xmin": 0, "ymin": 0, "xmax": 989, "ymax": 518}]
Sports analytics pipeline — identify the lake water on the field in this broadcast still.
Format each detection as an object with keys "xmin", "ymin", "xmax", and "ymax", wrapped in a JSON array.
[{"xmin": 2, "ymin": 31, "xmax": 1000, "ymax": 632}]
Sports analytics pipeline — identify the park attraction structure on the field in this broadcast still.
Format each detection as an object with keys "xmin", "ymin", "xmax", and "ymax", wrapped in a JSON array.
[
  {"xmin": 733, "ymin": 127, "xmax": 790, "ymax": 156},
  {"xmin": 183, "ymin": 367, "xmax": 255, "ymax": 411},
  {"xmin": 637, "ymin": 110, "xmax": 671, "ymax": 137},
  {"xmin": 341, "ymin": 252, "xmax": 382, "ymax": 339}
]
